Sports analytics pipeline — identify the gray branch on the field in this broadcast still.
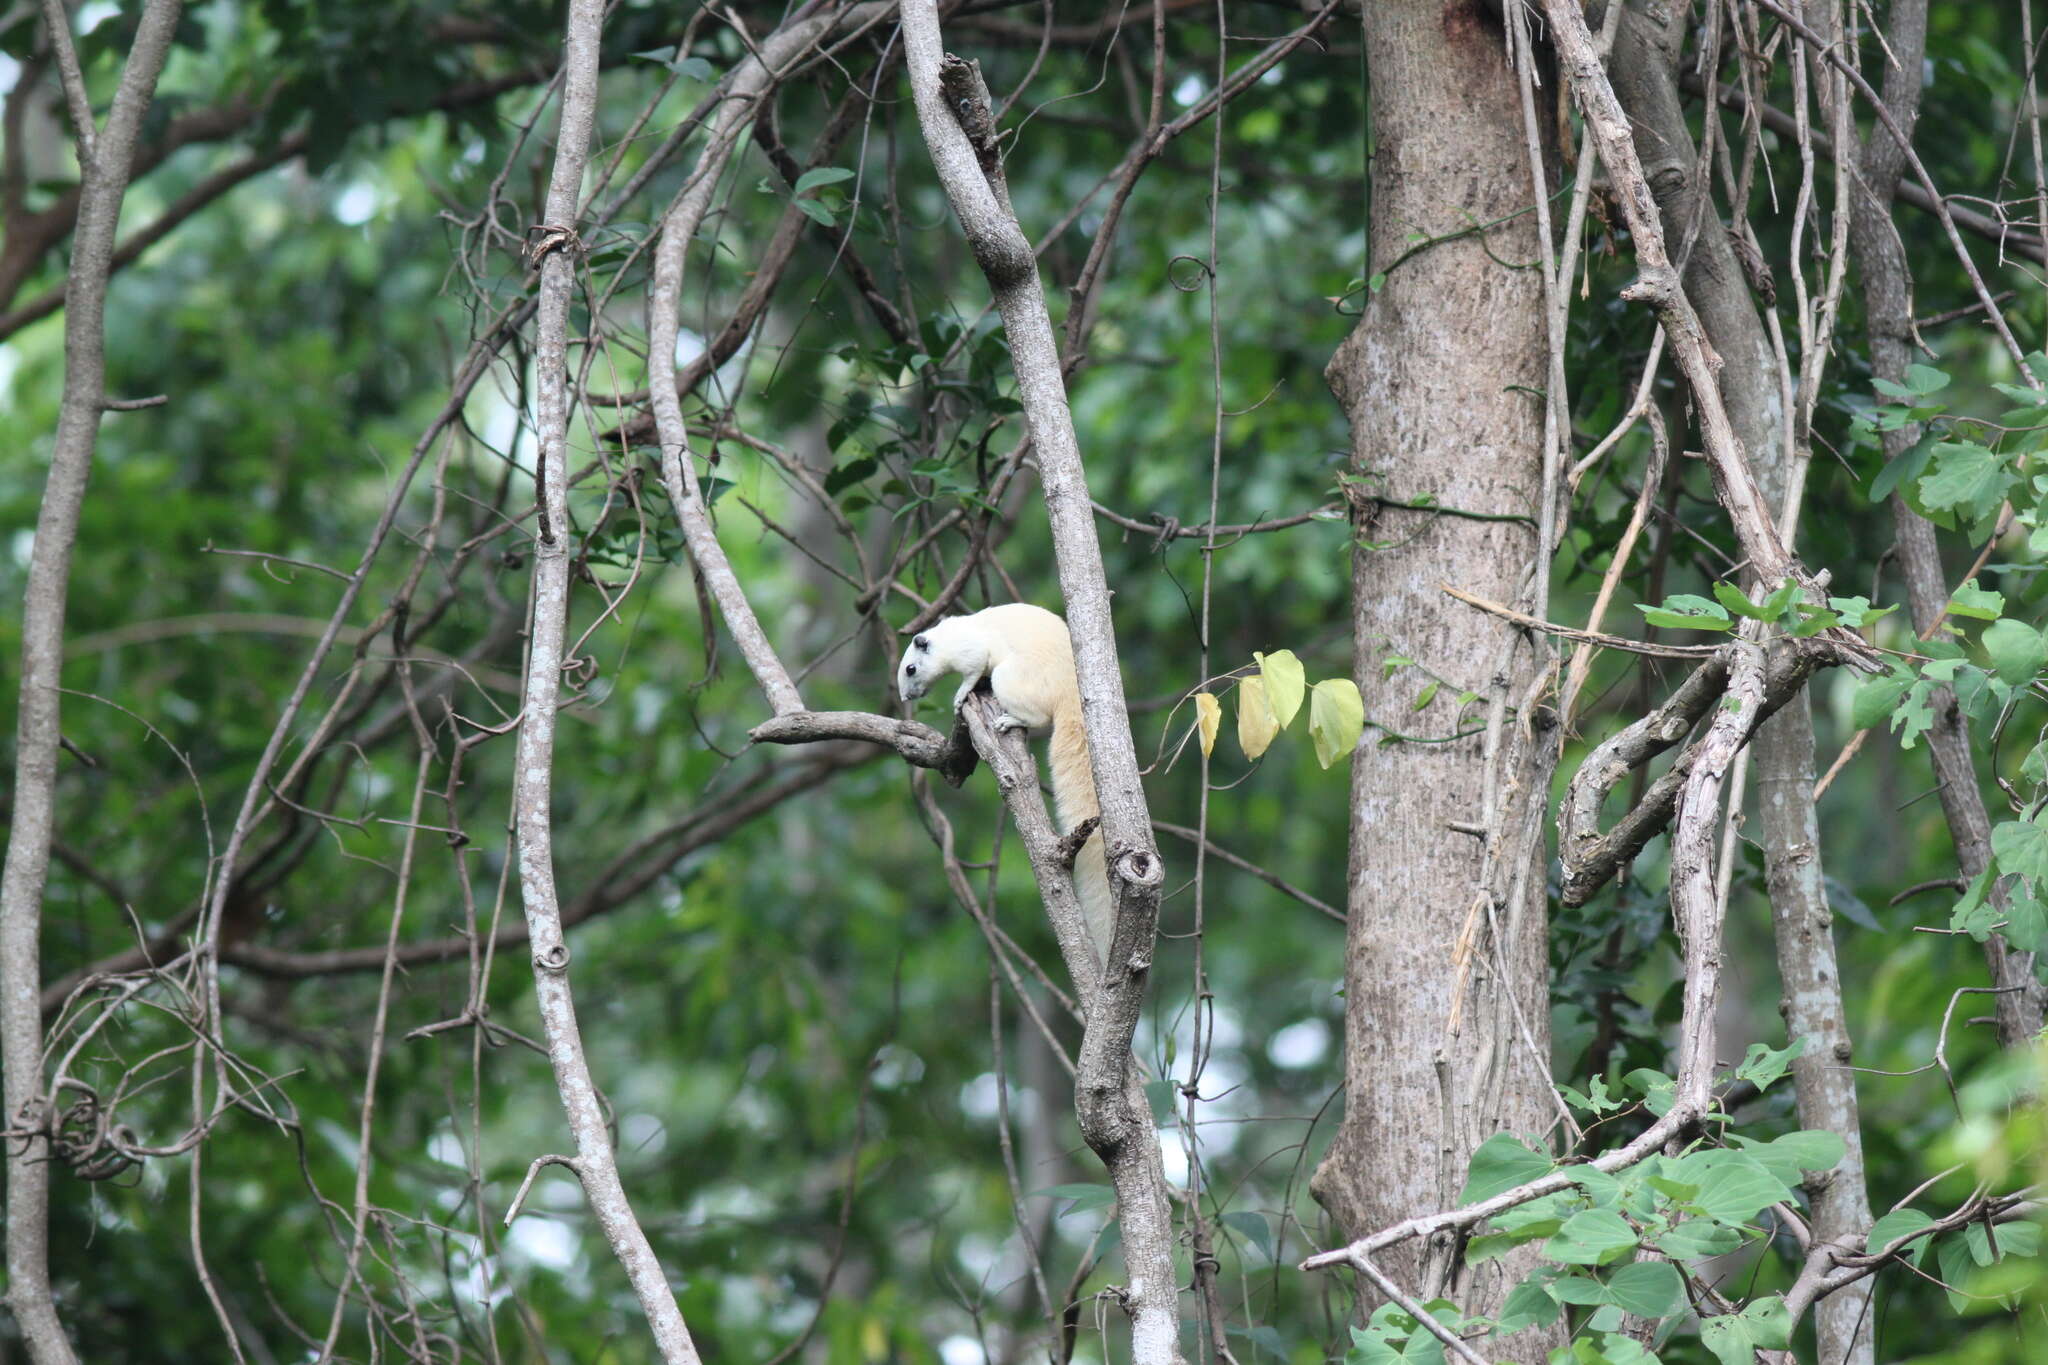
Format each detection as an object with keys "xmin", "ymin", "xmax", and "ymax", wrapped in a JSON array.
[
  {"xmin": 899, "ymin": 6, "xmax": 1181, "ymax": 1360},
  {"xmin": 511, "ymin": 3, "xmax": 703, "ymax": 1360},
  {"xmin": 1537, "ymin": 0, "xmax": 1870, "ymax": 667},
  {"xmin": 752, "ymin": 710, "xmax": 979, "ymax": 788},
  {"xmin": 1610, "ymin": 10, "xmax": 1879, "ymax": 1358},
  {"xmin": 645, "ymin": 6, "xmax": 896, "ymax": 719},
  {"xmin": 1, "ymin": 3, "xmax": 184, "ymax": 1360}
]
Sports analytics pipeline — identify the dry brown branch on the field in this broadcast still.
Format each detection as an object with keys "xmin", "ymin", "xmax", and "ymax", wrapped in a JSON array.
[{"xmin": 1558, "ymin": 641, "xmax": 1825, "ymax": 907}]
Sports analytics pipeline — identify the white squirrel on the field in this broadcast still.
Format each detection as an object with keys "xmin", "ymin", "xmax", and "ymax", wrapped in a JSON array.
[{"xmin": 896, "ymin": 604, "xmax": 1113, "ymax": 968}]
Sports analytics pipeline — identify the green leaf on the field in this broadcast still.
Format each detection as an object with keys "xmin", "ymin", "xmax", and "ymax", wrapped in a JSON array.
[
  {"xmin": 1851, "ymin": 672, "xmax": 1912, "ymax": 730},
  {"xmin": 1220, "ymin": 1210, "xmax": 1273, "ymax": 1261},
  {"xmin": 1936, "ymin": 1233, "xmax": 1979, "ymax": 1313},
  {"xmin": 1866, "ymin": 1208, "xmax": 1936, "ymax": 1264},
  {"xmin": 1309, "ymin": 677, "xmax": 1364, "ymax": 769},
  {"xmin": 1788, "ymin": 606, "xmax": 1842, "ymax": 637},
  {"xmin": 1699, "ymin": 1296, "xmax": 1791, "ymax": 1365},
  {"xmin": 1868, "ymin": 432, "xmax": 1935, "ymax": 503},
  {"xmin": 1968, "ymin": 1218, "xmax": 2042, "ymax": 1261},
  {"xmin": 1758, "ymin": 579, "xmax": 1801, "ymax": 621},
  {"xmin": 1543, "ymin": 1209, "xmax": 1639, "ymax": 1266},
  {"xmin": 1605, "ymin": 1261, "xmax": 1684, "ymax": 1317},
  {"xmin": 1638, "ymin": 595, "xmax": 1733, "ymax": 631},
  {"xmin": 1655, "ymin": 1218, "xmax": 1744, "ymax": 1260},
  {"xmin": 1982, "ymin": 618, "xmax": 2048, "ymax": 685},
  {"xmin": 793, "ymin": 196, "xmax": 837, "ymax": 227},
  {"xmin": 1566, "ymin": 1164, "xmax": 1622, "ymax": 1208},
  {"xmin": 1729, "ymin": 1129, "xmax": 1842, "ymax": 1187},
  {"xmin": 1496, "ymin": 1278, "xmax": 1562, "ymax": 1333},
  {"xmin": 2004, "ymin": 884, "xmax": 2048, "ymax": 953},
  {"xmin": 1759, "ymin": 1129, "xmax": 1846, "ymax": 1175},
  {"xmin": 1256, "ymin": 649, "xmax": 1306, "ymax": 729},
  {"xmin": 1579, "ymin": 1333, "xmax": 1661, "ymax": 1365},
  {"xmin": 794, "ymin": 167, "xmax": 856, "ymax": 194},
  {"xmin": 1624, "ymin": 1068, "xmax": 1676, "ymax": 1116},
  {"xmin": 823, "ymin": 454, "xmax": 876, "ymax": 495},
  {"xmin": 1491, "ymin": 1191, "xmax": 1572, "ymax": 1236},
  {"xmin": 1711, "ymin": 580, "xmax": 1763, "ymax": 619},
  {"xmin": 1548, "ymin": 1273, "xmax": 1611, "ymax": 1306},
  {"xmin": 1464, "ymin": 1231, "xmax": 1524, "ymax": 1263},
  {"xmin": 1993, "ymin": 817, "xmax": 2048, "ymax": 882},
  {"xmin": 1947, "ymin": 578, "xmax": 2006, "ymax": 621},
  {"xmin": 1950, "ymin": 866, "xmax": 2000, "ymax": 940},
  {"xmin": 1920, "ymin": 442, "xmax": 2019, "ymax": 529},
  {"xmin": 1729, "ymin": 1038, "xmax": 1805, "ymax": 1093},
  {"xmin": 1412, "ymin": 679, "xmax": 1439, "ymax": 711},
  {"xmin": 1459, "ymin": 1132, "xmax": 1554, "ymax": 1204},
  {"xmin": 1827, "ymin": 596, "xmax": 1898, "ymax": 629},
  {"xmin": 1903, "ymin": 363, "xmax": 1953, "ymax": 395},
  {"xmin": 1691, "ymin": 1154, "xmax": 1797, "ymax": 1226}
]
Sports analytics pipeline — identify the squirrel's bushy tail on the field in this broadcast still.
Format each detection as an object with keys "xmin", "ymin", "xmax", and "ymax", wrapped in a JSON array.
[
  {"xmin": 1073, "ymin": 835, "xmax": 1112, "ymax": 968},
  {"xmin": 1048, "ymin": 699, "xmax": 1112, "ymax": 968}
]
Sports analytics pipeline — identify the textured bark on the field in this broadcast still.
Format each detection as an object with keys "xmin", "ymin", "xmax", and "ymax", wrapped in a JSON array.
[
  {"xmin": 1845, "ymin": 0, "xmax": 2045, "ymax": 1045},
  {"xmin": 0, "ymin": 4, "xmax": 184, "ymax": 1360},
  {"xmin": 1610, "ymin": 8, "xmax": 1873, "ymax": 1359},
  {"xmin": 1308, "ymin": 0, "xmax": 1556, "ymax": 1324}
]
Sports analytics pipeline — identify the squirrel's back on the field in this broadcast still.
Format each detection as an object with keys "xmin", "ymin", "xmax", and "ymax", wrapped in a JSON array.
[{"xmin": 928, "ymin": 603, "xmax": 1111, "ymax": 967}]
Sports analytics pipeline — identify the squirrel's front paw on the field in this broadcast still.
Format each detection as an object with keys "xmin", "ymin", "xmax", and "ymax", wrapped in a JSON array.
[{"xmin": 993, "ymin": 713, "xmax": 1027, "ymax": 734}]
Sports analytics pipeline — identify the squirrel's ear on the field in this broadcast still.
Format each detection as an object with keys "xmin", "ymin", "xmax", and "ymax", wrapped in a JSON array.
[{"xmin": 912, "ymin": 635, "xmax": 930, "ymax": 651}]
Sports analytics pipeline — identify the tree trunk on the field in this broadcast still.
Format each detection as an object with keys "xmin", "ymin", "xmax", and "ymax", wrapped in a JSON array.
[
  {"xmin": 1845, "ymin": 0, "xmax": 2045, "ymax": 1047},
  {"xmin": 1309, "ymin": 0, "xmax": 1557, "ymax": 1325}
]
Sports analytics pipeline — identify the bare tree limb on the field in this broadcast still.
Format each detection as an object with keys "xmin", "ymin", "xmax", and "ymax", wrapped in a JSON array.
[
  {"xmin": 752, "ymin": 710, "xmax": 977, "ymax": 785},
  {"xmin": 1, "ymin": 3, "xmax": 184, "ymax": 1359},
  {"xmin": 645, "ymin": 6, "xmax": 898, "ymax": 718},
  {"xmin": 1558, "ymin": 642, "xmax": 1824, "ymax": 907},
  {"xmin": 1539, "ymin": 0, "xmax": 1858, "ymax": 634},
  {"xmin": 510, "ymin": 3, "xmax": 702, "ymax": 1359},
  {"xmin": 900, "ymin": 6, "xmax": 1181, "ymax": 1360}
]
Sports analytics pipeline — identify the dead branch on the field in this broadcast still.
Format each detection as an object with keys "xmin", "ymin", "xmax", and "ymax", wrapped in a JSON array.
[{"xmin": 1558, "ymin": 639, "xmax": 1824, "ymax": 906}]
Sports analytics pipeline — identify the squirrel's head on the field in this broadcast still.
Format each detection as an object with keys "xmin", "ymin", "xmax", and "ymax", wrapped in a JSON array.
[{"xmin": 896, "ymin": 630, "xmax": 938, "ymax": 703}]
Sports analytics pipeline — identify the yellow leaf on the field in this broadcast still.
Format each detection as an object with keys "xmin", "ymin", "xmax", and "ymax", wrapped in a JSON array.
[
  {"xmin": 1309, "ymin": 677, "xmax": 1364, "ymax": 769},
  {"xmin": 1237, "ymin": 675, "xmax": 1279, "ymax": 760},
  {"xmin": 1194, "ymin": 692, "xmax": 1221, "ymax": 757},
  {"xmin": 1257, "ymin": 648, "xmax": 1305, "ymax": 729}
]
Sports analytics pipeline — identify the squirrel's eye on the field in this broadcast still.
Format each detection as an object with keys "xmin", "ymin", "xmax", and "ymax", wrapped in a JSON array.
[{"xmin": 905, "ymin": 664, "xmax": 918, "ymax": 676}]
